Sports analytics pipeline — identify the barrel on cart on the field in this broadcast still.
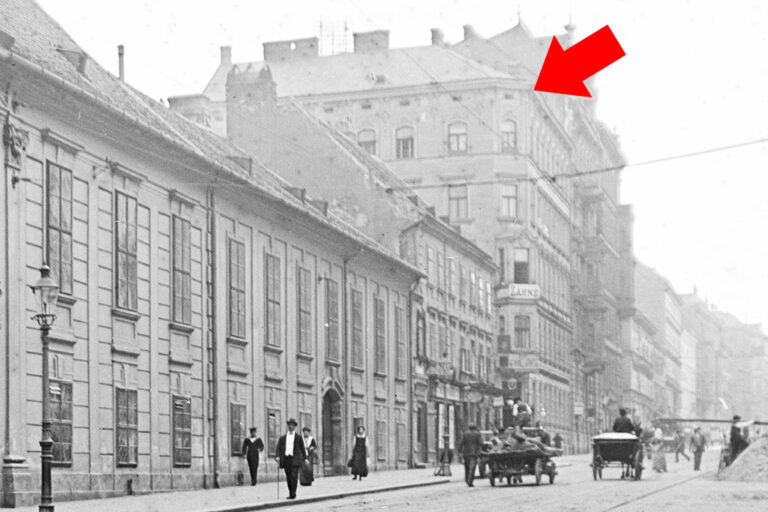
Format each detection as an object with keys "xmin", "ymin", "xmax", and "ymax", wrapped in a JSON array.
[{"xmin": 591, "ymin": 433, "xmax": 644, "ymax": 481}]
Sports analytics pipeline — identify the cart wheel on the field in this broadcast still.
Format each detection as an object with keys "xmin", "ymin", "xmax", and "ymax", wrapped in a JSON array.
[
  {"xmin": 634, "ymin": 451, "xmax": 643, "ymax": 481},
  {"xmin": 488, "ymin": 469, "xmax": 495, "ymax": 487},
  {"xmin": 592, "ymin": 456, "xmax": 599, "ymax": 481},
  {"xmin": 549, "ymin": 462, "xmax": 556, "ymax": 484},
  {"xmin": 534, "ymin": 458, "xmax": 543, "ymax": 486}
]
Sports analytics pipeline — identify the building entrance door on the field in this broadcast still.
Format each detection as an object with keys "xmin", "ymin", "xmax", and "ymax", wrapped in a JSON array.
[
  {"xmin": 417, "ymin": 402, "xmax": 428, "ymax": 463},
  {"xmin": 322, "ymin": 390, "xmax": 344, "ymax": 475}
]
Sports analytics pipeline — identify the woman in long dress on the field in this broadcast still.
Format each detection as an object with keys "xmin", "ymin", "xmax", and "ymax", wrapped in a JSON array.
[
  {"xmin": 300, "ymin": 427, "xmax": 317, "ymax": 486},
  {"xmin": 351, "ymin": 426, "xmax": 369, "ymax": 480},
  {"xmin": 651, "ymin": 427, "xmax": 667, "ymax": 472}
]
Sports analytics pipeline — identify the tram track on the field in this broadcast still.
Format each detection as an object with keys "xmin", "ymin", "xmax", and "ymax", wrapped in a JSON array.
[{"xmin": 598, "ymin": 471, "xmax": 711, "ymax": 512}]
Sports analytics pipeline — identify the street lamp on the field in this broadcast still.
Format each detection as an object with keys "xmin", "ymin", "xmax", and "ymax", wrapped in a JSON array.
[{"xmin": 29, "ymin": 265, "xmax": 59, "ymax": 512}]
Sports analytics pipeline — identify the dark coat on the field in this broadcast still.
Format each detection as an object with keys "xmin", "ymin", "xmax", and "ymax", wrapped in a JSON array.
[
  {"xmin": 242, "ymin": 437, "xmax": 264, "ymax": 464},
  {"xmin": 458, "ymin": 430, "xmax": 483, "ymax": 457},
  {"xmin": 276, "ymin": 432, "xmax": 308, "ymax": 469},
  {"xmin": 613, "ymin": 416, "xmax": 635, "ymax": 434}
]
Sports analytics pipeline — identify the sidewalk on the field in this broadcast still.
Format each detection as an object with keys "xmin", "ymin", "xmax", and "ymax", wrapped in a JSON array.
[
  {"xmin": 14, "ymin": 465, "xmax": 455, "ymax": 512},
  {"xmin": 14, "ymin": 455, "xmax": 580, "ymax": 512}
]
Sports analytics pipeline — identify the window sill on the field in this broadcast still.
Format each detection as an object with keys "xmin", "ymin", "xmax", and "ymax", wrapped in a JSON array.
[
  {"xmin": 57, "ymin": 294, "xmax": 77, "ymax": 307},
  {"xmin": 226, "ymin": 336, "xmax": 248, "ymax": 347},
  {"xmin": 374, "ymin": 372, "xmax": 388, "ymax": 378},
  {"xmin": 325, "ymin": 359, "xmax": 341, "ymax": 367},
  {"xmin": 297, "ymin": 353, "xmax": 314, "ymax": 362},
  {"xmin": 112, "ymin": 340, "xmax": 141, "ymax": 357},
  {"xmin": 394, "ymin": 376, "xmax": 408, "ymax": 383},
  {"xmin": 227, "ymin": 362, "xmax": 249, "ymax": 376},
  {"xmin": 169, "ymin": 322, "xmax": 195, "ymax": 334},
  {"xmin": 112, "ymin": 308, "xmax": 140, "ymax": 322},
  {"xmin": 351, "ymin": 366, "xmax": 365, "ymax": 374},
  {"xmin": 497, "ymin": 216, "xmax": 523, "ymax": 224},
  {"xmin": 116, "ymin": 463, "xmax": 138, "ymax": 469},
  {"xmin": 264, "ymin": 344, "xmax": 283, "ymax": 355}
]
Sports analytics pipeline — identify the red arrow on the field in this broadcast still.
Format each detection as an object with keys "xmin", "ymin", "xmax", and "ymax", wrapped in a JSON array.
[{"xmin": 534, "ymin": 25, "xmax": 625, "ymax": 97}]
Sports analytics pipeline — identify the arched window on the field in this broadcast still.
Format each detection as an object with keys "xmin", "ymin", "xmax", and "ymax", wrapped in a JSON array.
[
  {"xmin": 357, "ymin": 129, "xmax": 376, "ymax": 155},
  {"xmin": 501, "ymin": 120, "xmax": 517, "ymax": 152},
  {"xmin": 448, "ymin": 122, "xmax": 467, "ymax": 154},
  {"xmin": 395, "ymin": 126, "xmax": 414, "ymax": 159}
]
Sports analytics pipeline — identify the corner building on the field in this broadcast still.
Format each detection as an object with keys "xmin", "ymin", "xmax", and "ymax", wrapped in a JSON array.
[{"xmin": 0, "ymin": 0, "xmax": 421, "ymax": 506}]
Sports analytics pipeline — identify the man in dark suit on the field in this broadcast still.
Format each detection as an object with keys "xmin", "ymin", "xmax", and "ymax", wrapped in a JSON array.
[
  {"xmin": 612, "ymin": 408, "xmax": 636, "ymax": 434},
  {"xmin": 458, "ymin": 423, "xmax": 483, "ymax": 487},
  {"xmin": 730, "ymin": 415, "xmax": 746, "ymax": 463},
  {"xmin": 275, "ymin": 418, "xmax": 308, "ymax": 499}
]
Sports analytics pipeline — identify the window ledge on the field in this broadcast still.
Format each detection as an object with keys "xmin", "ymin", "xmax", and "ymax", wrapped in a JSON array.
[
  {"xmin": 297, "ymin": 353, "xmax": 314, "ymax": 362},
  {"xmin": 112, "ymin": 308, "xmax": 140, "ymax": 322},
  {"xmin": 374, "ymin": 372, "xmax": 388, "ymax": 378},
  {"xmin": 394, "ymin": 376, "xmax": 408, "ymax": 383},
  {"xmin": 57, "ymin": 294, "xmax": 77, "ymax": 307},
  {"xmin": 226, "ymin": 336, "xmax": 248, "ymax": 347},
  {"xmin": 111, "ymin": 340, "xmax": 140, "ymax": 357},
  {"xmin": 325, "ymin": 359, "xmax": 341, "ymax": 368},
  {"xmin": 264, "ymin": 344, "xmax": 283, "ymax": 355},
  {"xmin": 351, "ymin": 366, "xmax": 365, "ymax": 374},
  {"xmin": 497, "ymin": 216, "xmax": 523, "ymax": 224},
  {"xmin": 169, "ymin": 322, "xmax": 195, "ymax": 334}
]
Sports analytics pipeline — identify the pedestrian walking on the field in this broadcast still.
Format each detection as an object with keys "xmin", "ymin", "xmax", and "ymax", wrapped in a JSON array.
[
  {"xmin": 553, "ymin": 432, "xmax": 563, "ymax": 450},
  {"xmin": 674, "ymin": 430, "xmax": 690, "ymax": 462},
  {"xmin": 300, "ymin": 426, "xmax": 317, "ymax": 486},
  {"xmin": 458, "ymin": 423, "xmax": 482, "ymax": 487},
  {"xmin": 274, "ymin": 418, "xmax": 308, "ymax": 500},
  {"xmin": 651, "ymin": 427, "xmax": 667, "ymax": 472},
  {"xmin": 241, "ymin": 427, "xmax": 264, "ymax": 485},
  {"xmin": 350, "ymin": 425, "xmax": 369, "ymax": 480},
  {"xmin": 690, "ymin": 426, "xmax": 707, "ymax": 471},
  {"xmin": 729, "ymin": 415, "xmax": 748, "ymax": 463}
]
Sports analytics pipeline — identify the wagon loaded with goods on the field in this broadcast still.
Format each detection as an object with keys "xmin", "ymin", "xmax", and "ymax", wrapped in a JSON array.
[
  {"xmin": 479, "ymin": 436, "xmax": 560, "ymax": 486},
  {"xmin": 591, "ymin": 432, "xmax": 644, "ymax": 480}
]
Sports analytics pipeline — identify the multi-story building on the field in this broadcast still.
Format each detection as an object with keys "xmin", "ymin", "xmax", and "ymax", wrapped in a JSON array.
[
  {"xmin": 679, "ymin": 329, "xmax": 698, "ymax": 420},
  {"xmin": 175, "ymin": 67, "xmax": 500, "ymax": 466},
  {"xmin": 634, "ymin": 264, "xmax": 683, "ymax": 418},
  {"xmin": 680, "ymin": 293, "xmax": 725, "ymax": 419},
  {"xmin": 173, "ymin": 19, "xmax": 636, "ymax": 450},
  {"xmin": 0, "ymin": 1, "xmax": 423, "ymax": 506},
  {"xmin": 620, "ymin": 310, "xmax": 657, "ymax": 425}
]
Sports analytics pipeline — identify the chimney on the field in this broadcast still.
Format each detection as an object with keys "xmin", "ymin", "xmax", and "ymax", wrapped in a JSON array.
[
  {"xmin": 117, "ymin": 44, "xmax": 124, "ymax": 81},
  {"xmin": 431, "ymin": 28, "xmax": 444, "ymax": 46},
  {"xmin": 263, "ymin": 37, "xmax": 318, "ymax": 63},
  {"xmin": 353, "ymin": 30, "xmax": 390, "ymax": 53},
  {"xmin": 463, "ymin": 24, "xmax": 477, "ymax": 40},
  {"xmin": 220, "ymin": 46, "xmax": 232, "ymax": 65}
]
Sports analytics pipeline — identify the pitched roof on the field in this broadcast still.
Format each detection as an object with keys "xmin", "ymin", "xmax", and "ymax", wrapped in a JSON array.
[
  {"xmin": 203, "ymin": 44, "xmax": 515, "ymax": 101},
  {"xmin": 0, "ymin": 0, "xmax": 418, "ymax": 275}
]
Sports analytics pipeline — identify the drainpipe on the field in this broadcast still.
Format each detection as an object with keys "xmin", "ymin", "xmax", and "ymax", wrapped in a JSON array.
[{"xmin": 206, "ymin": 185, "xmax": 220, "ymax": 487}]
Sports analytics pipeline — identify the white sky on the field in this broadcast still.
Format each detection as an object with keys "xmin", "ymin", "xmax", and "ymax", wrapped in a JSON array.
[{"xmin": 37, "ymin": 0, "xmax": 768, "ymax": 328}]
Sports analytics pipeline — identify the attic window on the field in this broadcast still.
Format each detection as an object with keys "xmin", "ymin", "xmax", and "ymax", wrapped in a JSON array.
[
  {"xmin": 323, "ymin": 105, "xmax": 335, "ymax": 113},
  {"xmin": 399, "ymin": 99, "xmax": 411, "ymax": 107},
  {"xmin": 504, "ymin": 93, "xmax": 515, "ymax": 100},
  {"xmin": 361, "ymin": 102, "xmax": 372, "ymax": 110},
  {"xmin": 452, "ymin": 95, "xmax": 462, "ymax": 102}
]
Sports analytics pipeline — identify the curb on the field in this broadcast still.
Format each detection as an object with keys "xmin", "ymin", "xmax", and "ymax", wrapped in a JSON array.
[{"xmin": 206, "ymin": 478, "xmax": 451, "ymax": 512}]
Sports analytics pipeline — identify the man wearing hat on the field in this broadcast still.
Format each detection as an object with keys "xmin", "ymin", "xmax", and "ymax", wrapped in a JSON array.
[
  {"xmin": 730, "ymin": 415, "xmax": 747, "ymax": 462},
  {"xmin": 275, "ymin": 418, "xmax": 308, "ymax": 499},
  {"xmin": 241, "ymin": 427, "xmax": 264, "ymax": 485},
  {"xmin": 690, "ymin": 426, "xmax": 707, "ymax": 471},
  {"xmin": 457, "ymin": 423, "xmax": 483, "ymax": 487}
]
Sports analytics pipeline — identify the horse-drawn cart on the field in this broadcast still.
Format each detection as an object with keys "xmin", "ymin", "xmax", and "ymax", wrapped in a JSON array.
[
  {"xmin": 481, "ymin": 446, "xmax": 557, "ymax": 486},
  {"xmin": 591, "ymin": 432, "xmax": 644, "ymax": 481}
]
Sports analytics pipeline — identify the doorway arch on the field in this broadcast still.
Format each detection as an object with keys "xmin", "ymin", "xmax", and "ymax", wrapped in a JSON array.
[{"xmin": 322, "ymin": 389, "xmax": 344, "ymax": 475}]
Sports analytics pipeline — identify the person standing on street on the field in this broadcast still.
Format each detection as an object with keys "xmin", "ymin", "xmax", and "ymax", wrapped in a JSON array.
[
  {"xmin": 350, "ymin": 425, "xmax": 369, "ymax": 480},
  {"xmin": 241, "ymin": 427, "xmax": 264, "ymax": 485},
  {"xmin": 300, "ymin": 427, "xmax": 317, "ymax": 486},
  {"xmin": 275, "ymin": 418, "xmax": 308, "ymax": 500},
  {"xmin": 674, "ymin": 430, "xmax": 690, "ymax": 463},
  {"xmin": 690, "ymin": 426, "xmax": 707, "ymax": 471},
  {"xmin": 458, "ymin": 423, "xmax": 483, "ymax": 487},
  {"xmin": 730, "ymin": 415, "xmax": 748, "ymax": 462}
]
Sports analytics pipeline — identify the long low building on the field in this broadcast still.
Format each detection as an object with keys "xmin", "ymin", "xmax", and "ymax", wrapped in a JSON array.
[{"xmin": 0, "ymin": 0, "xmax": 422, "ymax": 506}]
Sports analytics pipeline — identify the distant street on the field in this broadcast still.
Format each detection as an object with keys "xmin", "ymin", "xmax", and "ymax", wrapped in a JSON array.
[{"xmin": 274, "ymin": 451, "xmax": 765, "ymax": 512}]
